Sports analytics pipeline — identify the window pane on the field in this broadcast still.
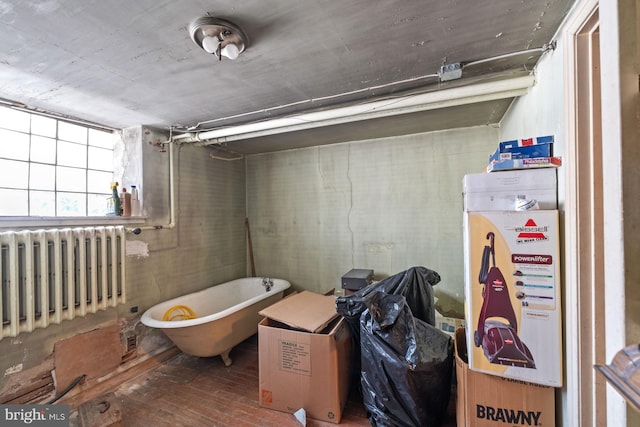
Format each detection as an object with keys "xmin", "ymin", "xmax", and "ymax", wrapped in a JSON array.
[
  {"xmin": 57, "ymin": 192, "xmax": 86, "ymax": 216},
  {"xmin": 87, "ymin": 170, "xmax": 112, "ymax": 194},
  {"xmin": 30, "ymin": 163, "xmax": 55, "ymax": 190},
  {"xmin": 57, "ymin": 140, "xmax": 87, "ymax": 168},
  {"xmin": 0, "ymin": 159, "xmax": 28, "ymax": 188},
  {"xmin": 0, "ymin": 189, "xmax": 28, "ymax": 215},
  {"xmin": 58, "ymin": 121, "xmax": 87, "ymax": 144},
  {"xmin": 30, "ymin": 190, "xmax": 55, "ymax": 216},
  {"xmin": 0, "ymin": 107, "xmax": 114, "ymax": 218},
  {"xmin": 0, "ymin": 107, "xmax": 30, "ymax": 133},
  {"xmin": 57, "ymin": 166, "xmax": 86, "ymax": 192},
  {"xmin": 88, "ymin": 193, "xmax": 111, "ymax": 216},
  {"xmin": 31, "ymin": 114, "xmax": 56, "ymax": 137},
  {"xmin": 30, "ymin": 135, "xmax": 56, "ymax": 164},
  {"xmin": 89, "ymin": 129, "xmax": 114, "ymax": 149},
  {"xmin": 0, "ymin": 128, "xmax": 30, "ymax": 160},
  {"xmin": 88, "ymin": 146, "xmax": 113, "ymax": 171}
]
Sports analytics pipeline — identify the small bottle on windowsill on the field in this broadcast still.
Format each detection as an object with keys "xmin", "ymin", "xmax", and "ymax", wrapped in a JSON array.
[
  {"xmin": 130, "ymin": 185, "xmax": 141, "ymax": 216},
  {"xmin": 107, "ymin": 181, "xmax": 121, "ymax": 216},
  {"xmin": 120, "ymin": 187, "xmax": 132, "ymax": 217}
]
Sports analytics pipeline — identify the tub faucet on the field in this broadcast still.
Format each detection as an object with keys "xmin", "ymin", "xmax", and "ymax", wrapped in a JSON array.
[{"xmin": 262, "ymin": 277, "xmax": 273, "ymax": 292}]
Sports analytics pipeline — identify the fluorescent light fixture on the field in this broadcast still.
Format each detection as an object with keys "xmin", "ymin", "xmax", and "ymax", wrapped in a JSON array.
[{"xmin": 174, "ymin": 75, "xmax": 535, "ymax": 144}]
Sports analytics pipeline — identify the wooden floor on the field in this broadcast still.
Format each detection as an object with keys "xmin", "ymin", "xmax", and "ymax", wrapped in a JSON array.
[{"xmin": 71, "ymin": 335, "xmax": 457, "ymax": 426}]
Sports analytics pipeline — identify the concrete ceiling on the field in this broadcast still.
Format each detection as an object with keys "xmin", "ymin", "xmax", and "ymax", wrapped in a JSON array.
[{"xmin": 0, "ymin": 1, "xmax": 575, "ymax": 154}]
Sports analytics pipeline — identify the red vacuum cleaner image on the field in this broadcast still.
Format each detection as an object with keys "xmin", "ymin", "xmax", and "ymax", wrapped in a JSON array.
[{"xmin": 473, "ymin": 232, "xmax": 536, "ymax": 369}]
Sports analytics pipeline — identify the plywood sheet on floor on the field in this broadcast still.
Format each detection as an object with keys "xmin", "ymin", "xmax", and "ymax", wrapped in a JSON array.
[{"xmin": 54, "ymin": 324, "xmax": 121, "ymax": 392}]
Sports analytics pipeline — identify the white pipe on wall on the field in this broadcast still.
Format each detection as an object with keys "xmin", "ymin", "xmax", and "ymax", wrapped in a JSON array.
[
  {"xmin": 173, "ymin": 75, "xmax": 535, "ymax": 145},
  {"xmin": 129, "ymin": 77, "xmax": 534, "ymax": 235},
  {"xmin": 126, "ymin": 141, "xmax": 176, "ymax": 234}
]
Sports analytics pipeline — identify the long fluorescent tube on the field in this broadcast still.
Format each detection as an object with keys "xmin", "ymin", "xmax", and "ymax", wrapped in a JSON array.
[{"xmin": 173, "ymin": 75, "xmax": 535, "ymax": 144}]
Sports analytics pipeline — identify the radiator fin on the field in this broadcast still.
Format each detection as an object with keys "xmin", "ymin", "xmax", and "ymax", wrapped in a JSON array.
[{"xmin": 0, "ymin": 226, "xmax": 126, "ymax": 340}]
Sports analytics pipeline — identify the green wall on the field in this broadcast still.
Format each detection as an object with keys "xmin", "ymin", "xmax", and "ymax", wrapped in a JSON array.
[{"xmin": 246, "ymin": 126, "xmax": 498, "ymax": 311}]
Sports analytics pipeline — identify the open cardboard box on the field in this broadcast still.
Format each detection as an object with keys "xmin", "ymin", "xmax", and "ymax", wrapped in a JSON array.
[
  {"xmin": 258, "ymin": 291, "xmax": 352, "ymax": 424},
  {"xmin": 455, "ymin": 328, "xmax": 555, "ymax": 427}
]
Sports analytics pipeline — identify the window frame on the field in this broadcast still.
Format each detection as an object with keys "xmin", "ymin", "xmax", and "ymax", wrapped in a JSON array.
[{"xmin": 0, "ymin": 104, "xmax": 143, "ymax": 228}]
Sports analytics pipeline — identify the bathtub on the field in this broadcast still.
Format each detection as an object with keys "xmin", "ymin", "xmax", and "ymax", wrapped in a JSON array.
[{"xmin": 141, "ymin": 277, "xmax": 290, "ymax": 366}]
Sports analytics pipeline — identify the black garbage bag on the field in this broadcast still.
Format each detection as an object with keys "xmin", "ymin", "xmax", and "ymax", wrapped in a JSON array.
[
  {"xmin": 335, "ymin": 266, "xmax": 442, "ymax": 396},
  {"xmin": 360, "ymin": 291, "xmax": 454, "ymax": 427},
  {"xmin": 336, "ymin": 266, "xmax": 440, "ymax": 331}
]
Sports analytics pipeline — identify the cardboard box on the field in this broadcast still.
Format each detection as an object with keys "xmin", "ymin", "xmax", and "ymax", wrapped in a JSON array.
[
  {"xmin": 501, "ymin": 144, "xmax": 553, "ymax": 160},
  {"xmin": 258, "ymin": 291, "xmax": 352, "ymax": 424},
  {"xmin": 463, "ymin": 210, "xmax": 563, "ymax": 386},
  {"xmin": 499, "ymin": 135, "xmax": 554, "ymax": 151},
  {"xmin": 486, "ymin": 156, "xmax": 562, "ymax": 172},
  {"xmin": 455, "ymin": 329, "xmax": 556, "ymax": 427},
  {"xmin": 490, "ymin": 136, "xmax": 555, "ymax": 163},
  {"xmin": 488, "ymin": 147, "xmax": 510, "ymax": 164},
  {"xmin": 463, "ymin": 168, "xmax": 557, "ymax": 212},
  {"xmin": 489, "ymin": 143, "xmax": 553, "ymax": 164},
  {"xmin": 435, "ymin": 313, "xmax": 465, "ymax": 337}
]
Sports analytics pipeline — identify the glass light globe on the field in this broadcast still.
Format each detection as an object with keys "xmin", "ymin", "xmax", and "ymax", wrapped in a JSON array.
[
  {"xmin": 201, "ymin": 36, "xmax": 219, "ymax": 54},
  {"xmin": 221, "ymin": 43, "xmax": 240, "ymax": 60}
]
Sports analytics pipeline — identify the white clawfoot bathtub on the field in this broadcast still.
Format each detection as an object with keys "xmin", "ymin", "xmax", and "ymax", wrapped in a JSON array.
[{"xmin": 141, "ymin": 277, "xmax": 290, "ymax": 366}]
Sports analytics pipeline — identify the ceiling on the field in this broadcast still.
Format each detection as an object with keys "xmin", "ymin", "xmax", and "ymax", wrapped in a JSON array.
[{"xmin": 0, "ymin": 1, "xmax": 575, "ymax": 154}]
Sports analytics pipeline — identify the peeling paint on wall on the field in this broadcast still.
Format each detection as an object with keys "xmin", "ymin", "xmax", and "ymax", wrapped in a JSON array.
[
  {"xmin": 126, "ymin": 240, "xmax": 149, "ymax": 258},
  {"xmin": 4, "ymin": 363, "xmax": 23, "ymax": 376}
]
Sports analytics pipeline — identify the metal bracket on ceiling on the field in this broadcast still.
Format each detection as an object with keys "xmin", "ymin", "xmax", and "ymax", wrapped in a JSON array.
[{"xmin": 438, "ymin": 63, "xmax": 463, "ymax": 82}]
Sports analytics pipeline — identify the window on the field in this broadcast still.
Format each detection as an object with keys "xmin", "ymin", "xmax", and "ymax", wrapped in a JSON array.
[{"xmin": 0, "ymin": 105, "xmax": 115, "ymax": 217}]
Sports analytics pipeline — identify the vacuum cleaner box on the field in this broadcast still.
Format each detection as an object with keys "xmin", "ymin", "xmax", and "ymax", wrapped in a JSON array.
[
  {"xmin": 455, "ymin": 328, "xmax": 556, "ymax": 427},
  {"xmin": 463, "ymin": 210, "xmax": 562, "ymax": 387},
  {"xmin": 463, "ymin": 168, "xmax": 557, "ymax": 211},
  {"xmin": 258, "ymin": 291, "xmax": 352, "ymax": 424}
]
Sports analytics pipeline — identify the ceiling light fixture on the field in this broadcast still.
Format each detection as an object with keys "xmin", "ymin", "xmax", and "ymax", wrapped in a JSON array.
[
  {"xmin": 188, "ymin": 16, "xmax": 248, "ymax": 61},
  {"xmin": 172, "ymin": 75, "xmax": 535, "ymax": 145}
]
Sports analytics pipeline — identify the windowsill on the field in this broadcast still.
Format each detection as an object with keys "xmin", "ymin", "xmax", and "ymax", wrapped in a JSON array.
[{"xmin": 0, "ymin": 215, "xmax": 147, "ymax": 231}]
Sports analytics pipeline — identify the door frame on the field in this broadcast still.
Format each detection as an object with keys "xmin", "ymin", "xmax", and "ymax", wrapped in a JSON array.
[{"xmin": 563, "ymin": 0, "xmax": 627, "ymax": 425}]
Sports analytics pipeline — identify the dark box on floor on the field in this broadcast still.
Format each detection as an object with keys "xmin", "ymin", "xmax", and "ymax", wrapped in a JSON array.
[
  {"xmin": 258, "ymin": 291, "xmax": 353, "ymax": 424},
  {"xmin": 341, "ymin": 268, "xmax": 373, "ymax": 290},
  {"xmin": 455, "ymin": 328, "xmax": 555, "ymax": 427}
]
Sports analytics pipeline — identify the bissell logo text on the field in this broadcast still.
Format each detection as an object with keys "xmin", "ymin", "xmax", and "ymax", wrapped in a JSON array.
[{"xmin": 515, "ymin": 219, "xmax": 548, "ymax": 243}]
